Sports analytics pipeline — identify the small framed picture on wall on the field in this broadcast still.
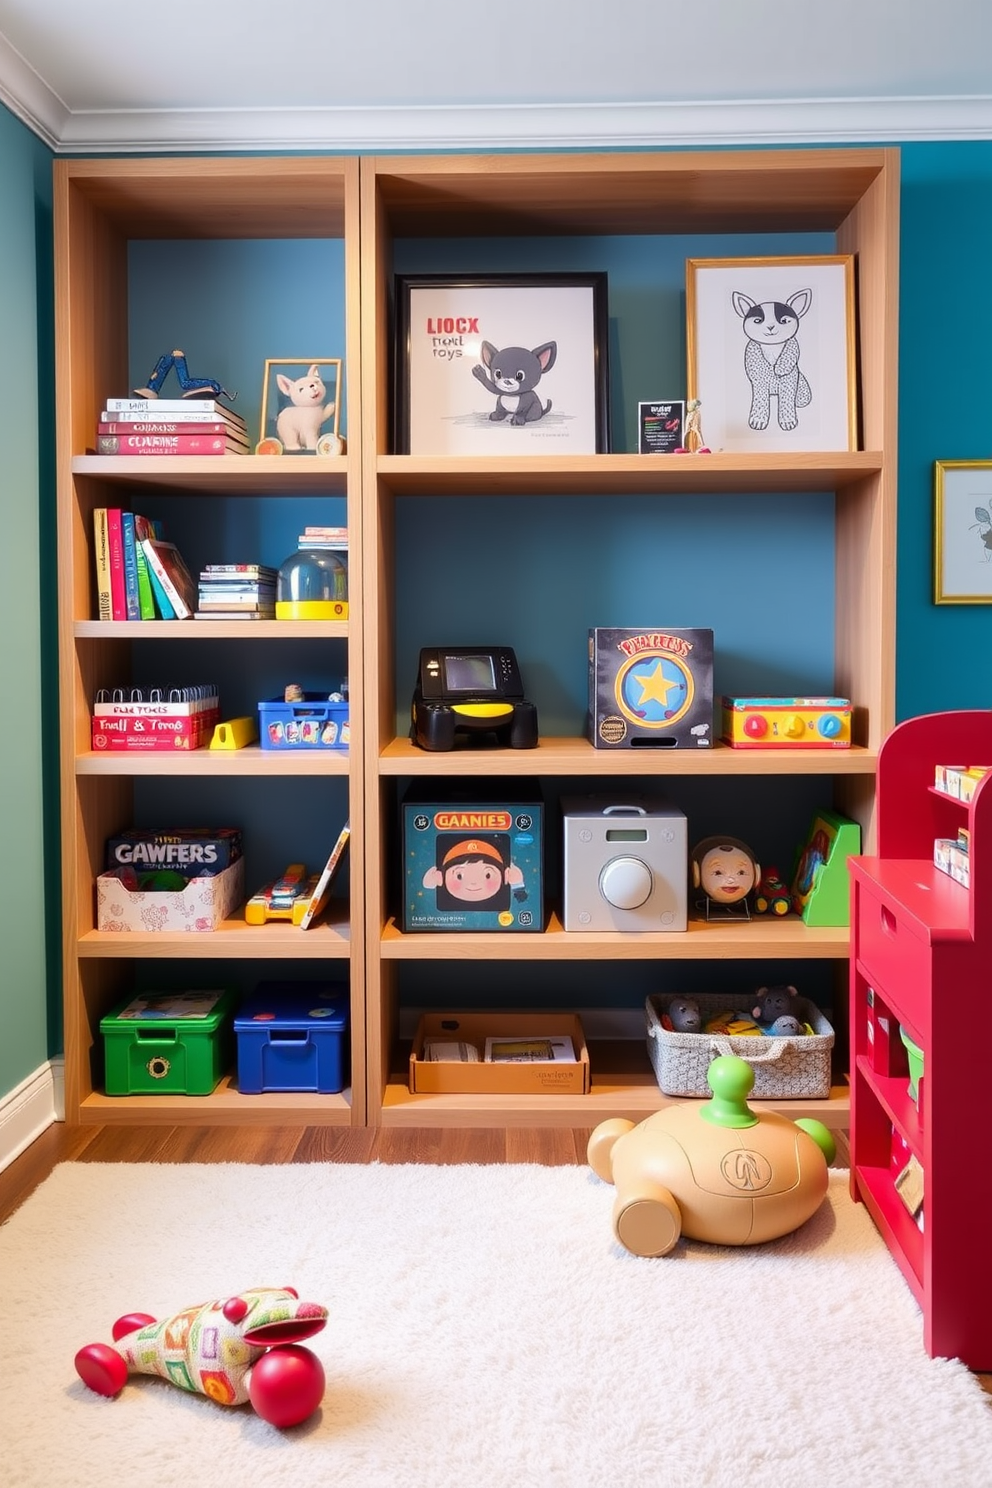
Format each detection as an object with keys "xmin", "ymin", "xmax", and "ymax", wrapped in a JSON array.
[
  {"xmin": 934, "ymin": 460, "xmax": 992, "ymax": 603},
  {"xmin": 686, "ymin": 255, "xmax": 858, "ymax": 453},
  {"xmin": 393, "ymin": 272, "xmax": 610, "ymax": 456}
]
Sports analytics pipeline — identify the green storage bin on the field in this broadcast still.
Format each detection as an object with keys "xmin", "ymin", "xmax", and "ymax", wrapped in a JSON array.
[{"xmin": 100, "ymin": 989, "xmax": 236, "ymax": 1096}]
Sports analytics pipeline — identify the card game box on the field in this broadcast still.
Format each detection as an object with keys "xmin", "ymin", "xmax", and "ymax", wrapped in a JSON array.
[
  {"xmin": 587, "ymin": 627, "xmax": 714, "ymax": 749},
  {"xmin": 401, "ymin": 782, "xmax": 544, "ymax": 932},
  {"xmin": 105, "ymin": 827, "xmax": 243, "ymax": 878}
]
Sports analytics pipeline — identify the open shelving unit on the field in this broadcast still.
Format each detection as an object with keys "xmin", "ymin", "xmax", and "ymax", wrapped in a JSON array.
[
  {"xmin": 54, "ymin": 157, "xmax": 367, "ymax": 1126},
  {"xmin": 359, "ymin": 148, "xmax": 899, "ymax": 1128},
  {"xmin": 55, "ymin": 146, "xmax": 899, "ymax": 1132}
]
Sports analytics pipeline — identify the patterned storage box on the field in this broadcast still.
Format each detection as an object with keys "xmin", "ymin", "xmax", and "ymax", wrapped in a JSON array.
[{"xmin": 645, "ymin": 991, "xmax": 834, "ymax": 1099}]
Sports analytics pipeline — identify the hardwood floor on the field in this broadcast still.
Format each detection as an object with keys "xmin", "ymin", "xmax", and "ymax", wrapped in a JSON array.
[{"xmin": 4, "ymin": 1123, "xmax": 988, "ymax": 1398}]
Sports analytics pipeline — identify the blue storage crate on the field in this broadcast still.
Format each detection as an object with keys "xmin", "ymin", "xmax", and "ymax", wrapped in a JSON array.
[
  {"xmin": 234, "ymin": 982, "xmax": 348, "ymax": 1094},
  {"xmin": 258, "ymin": 694, "xmax": 349, "ymax": 750}
]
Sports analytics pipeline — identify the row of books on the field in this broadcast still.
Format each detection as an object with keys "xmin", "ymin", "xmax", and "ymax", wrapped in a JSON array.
[
  {"xmin": 93, "ymin": 508, "xmax": 197, "ymax": 620},
  {"xmin": 197, "ymin": 564, "xmax": 278, "ymax": 621},
  {"xmin": 93, "ymin": 397, "xmax": 250, "ymax": 457}
]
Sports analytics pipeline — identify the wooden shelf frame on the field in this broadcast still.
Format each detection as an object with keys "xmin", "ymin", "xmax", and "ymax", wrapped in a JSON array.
[
  {"xmin": 359, "ymin": 147, "xmax": 899, "ymax": 1130},
  {"xmin": 54, "ymin": 156, "xmax": 368, "ymax": 1126}
]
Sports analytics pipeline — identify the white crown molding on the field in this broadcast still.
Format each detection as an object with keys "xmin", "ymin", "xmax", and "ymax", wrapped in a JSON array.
[
  {"xmin": 0, "ymin": 32, "xmax": 67, "ymax": 149},
  {"xmin": 2, "ymin": 84, "xmax": 991, "ymax": 153}
]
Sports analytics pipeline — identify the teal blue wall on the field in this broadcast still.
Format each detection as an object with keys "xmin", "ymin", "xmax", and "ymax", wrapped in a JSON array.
[
  {"xmin": 0, "ymin": 103, "xmax": 55, "ymax": 1097},
  {"xmin": 896, "ymin": 141, "xmax": 992, "ymax": 720},
  {"xmin": 3, "ymin": 121, "xmax": 992, "ymax": 1103}
]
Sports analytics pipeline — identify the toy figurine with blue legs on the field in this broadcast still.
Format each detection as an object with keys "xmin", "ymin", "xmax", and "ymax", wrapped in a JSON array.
[
  {"xmin": 588, "ymin": 1053, "xmax": 835, "ymax": 1257},
  {"xmin": 134, "ymin": 347, "xmax": 236, "ymax": 403},
  {"xmin": 74, "ymin": 1285, "xmax": 327, "ymax": 1428}
]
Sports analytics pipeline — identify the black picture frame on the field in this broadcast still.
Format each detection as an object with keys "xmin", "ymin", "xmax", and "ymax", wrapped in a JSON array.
[{"xmin": 393, "ymin": 272, "xmax": 610, "ymax": 455}]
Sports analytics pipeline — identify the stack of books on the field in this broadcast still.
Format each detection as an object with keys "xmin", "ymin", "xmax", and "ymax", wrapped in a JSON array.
[
  {"xmin": 93, "ymin": 397, "xmax": 250, "ymax": 456},
  {"xmin": 196, "ymin": 564, "xmax": 278, "ymax": 620},
  {"xmin": 298, "ymin": 524, "xmax": 348, "ymax": 553},
  {"xmin": 93, "ymin": 508, "xmax": 197, "ymax": 620}
]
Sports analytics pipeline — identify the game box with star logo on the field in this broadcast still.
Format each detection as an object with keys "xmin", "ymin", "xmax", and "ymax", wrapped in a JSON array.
[{"xmin": 587, "ymin": 628, "xmax": 714, "ymax": 749}]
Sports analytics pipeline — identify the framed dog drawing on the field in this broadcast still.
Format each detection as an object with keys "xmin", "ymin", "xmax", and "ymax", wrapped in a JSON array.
[
  {"xmin": 393, "ymin": 273, "xmax": 610, "ymax": 456},
  {"xmin": 686, "ymin": 256, "xmax": 857, "ymax": 454}
]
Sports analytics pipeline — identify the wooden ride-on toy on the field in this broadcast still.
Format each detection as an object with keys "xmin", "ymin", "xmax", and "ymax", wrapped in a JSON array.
[{"xmin": 588, "ymin": 1054, "xmax": 835, "ymax": 1257}]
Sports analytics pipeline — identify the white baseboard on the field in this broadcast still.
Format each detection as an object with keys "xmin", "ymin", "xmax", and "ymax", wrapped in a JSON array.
[
  {"xmin": 0, "ymin": 1061, "xmax": 63, "ymax": 1174},
  {"xmin": 399, "ymin": 1007, "xmax": 644, "ymax": 1040}
]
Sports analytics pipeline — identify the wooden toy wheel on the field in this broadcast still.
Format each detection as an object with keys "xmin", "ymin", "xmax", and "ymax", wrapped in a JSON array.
[
  {"xmin": 256, "ymin": 436, "xmax": 283, "ymax": 455},
  {"xmin": 316, "ymin": 432, "xmax": 345, "ymax": 456},
  {"xmin": 614, "ymin": 1183, "xmax": 682, "ymax": 1257}
]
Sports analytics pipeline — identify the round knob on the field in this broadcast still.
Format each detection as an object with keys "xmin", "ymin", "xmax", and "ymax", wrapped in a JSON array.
[
  {"xmin": 743, "ymin": 713, "xmax": 767, "ymax": 738},
  {"xmin": 817, "ymin": 712, "xmax": 842, "ymax": 739},
  {"xmin": 783, "ymin": 713, "xmax": 806, "ymax": 739},
  {"xmin": 599, "ymin": 856, "xmax": 652, "ymax": 910}
]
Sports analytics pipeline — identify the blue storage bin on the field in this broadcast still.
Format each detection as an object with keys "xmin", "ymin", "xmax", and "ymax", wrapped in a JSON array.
[
  {"xmin": 234, "ymin": 982, "xmax": 348, "ymax": 1094},
  {"xmin": 258, "ymin": 694, "xmax": 349, "ymax": 750}
]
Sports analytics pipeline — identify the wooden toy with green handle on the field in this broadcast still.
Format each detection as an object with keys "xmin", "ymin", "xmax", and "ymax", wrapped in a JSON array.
[{"xmin": 588, "ymin": 1054, "xmax": 835, "ymax": 1257}]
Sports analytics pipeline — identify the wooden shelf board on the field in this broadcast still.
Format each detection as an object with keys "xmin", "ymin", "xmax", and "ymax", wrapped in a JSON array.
[
  {"xmin": 853, "ymin": 1162, "xmax": 924, "ymax": 1303},
  {"xmin": 77, "ymin": 1080, "xmax": 354, "ymax": 1127},
  {"xmin": 71, "ymin": 455, "xmax": 349, "ymax": 494},
  {"xmin": 370, "ymin": 149, "xmax": 888, "ymax": 236},
  {"xmin": 854, "ymin": 1055, "xmax": 924, "ymax": 1157},
  {"xmin": 377, "ymin": 451, "xmax": 882, "ymax": 496},
  {"xmin": 75, "ymin": 620, "xmax": 349, "ymax": 640},
  {"xmin": 78, "ymin": 919, "xmax": 351, "ymax": 958},
  {"xmin": 63, "ymin": 156, "xmax": 350, "ymax": 238},
  {"xmin": 379, "ymin": 1079, "xmax": 851, "ymax": 1129},
  {"xmin": 381, "ymin": 913, "xmax": 849, "ymax": 960},
  {"xmin": 380, "ymin": 736, "xmax": 877, "ymax": 776},
  {"xmin": 77, "ymin": 747, "xmax": 350, "ymax": 777}
]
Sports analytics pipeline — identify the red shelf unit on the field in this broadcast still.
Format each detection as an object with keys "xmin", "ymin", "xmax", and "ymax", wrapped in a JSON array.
[{"xmin": 849, "ymin": 709, "xmax": 992, "ymax": 1368}]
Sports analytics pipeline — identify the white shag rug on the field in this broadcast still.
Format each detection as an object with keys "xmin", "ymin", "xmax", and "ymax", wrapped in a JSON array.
[{"xmin": 2, "ymin": 1162, "xmax": 991, "ymax": 1488}]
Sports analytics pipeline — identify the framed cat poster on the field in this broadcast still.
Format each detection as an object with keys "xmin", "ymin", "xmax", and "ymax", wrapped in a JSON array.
[
  {"xmin": 686, "ymin": 256, "xmax": 857, "ymax": 454},
  {"xmin": 393, "ymin": 273, "xmax": 610, "ymax": 456}
]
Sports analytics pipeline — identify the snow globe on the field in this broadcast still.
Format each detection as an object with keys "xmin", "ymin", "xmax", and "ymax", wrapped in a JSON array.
[{"xmin": 275, "ymin": 548, "xmax": 348, "ymax": 620}]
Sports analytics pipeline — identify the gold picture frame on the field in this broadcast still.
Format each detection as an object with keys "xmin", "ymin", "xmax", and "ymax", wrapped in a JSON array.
[
  {"xmin": 256, "ymin": 358, "xmax": 343, "ymax": 455},
  {"xmin": 686, "ymin": 255, "xmax": 858, "ymax": 453},
  {"xmin": 934, "ymin": 460, "xmax": 992, "ymax": 603}
]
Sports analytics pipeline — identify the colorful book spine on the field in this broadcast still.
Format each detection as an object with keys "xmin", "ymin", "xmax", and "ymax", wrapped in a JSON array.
[
  {"xmin": 131, "ymin": 514, "xmax": 158, "ymax": 620},
  {"xmin": 140, "ymin": 539, "xmax": 195, "ymax": 619},
  {"xmin": 92, "ymin": 507, "xmax": 112, "ymax": 620},
  {"xmin": 96, "ymin": 434, "xmax": 247, "ymax": 456},
  {"xmin": 120, "ymin": 512, "xmax": 141, "ymax": 620},
  {"xmin": 106, "ymin": 508, "xmax": 126, "ymax": 620},
  {"xmin": 104, "ymin": 397, "xmax": 233, "ymax": 414},
  {"xmin": 144, "ymin": 562, "xmax": 176, "ymax": 620},
  {"xmin": 98, "ymin": 420, "xmax": 240, "ymax": 435}
]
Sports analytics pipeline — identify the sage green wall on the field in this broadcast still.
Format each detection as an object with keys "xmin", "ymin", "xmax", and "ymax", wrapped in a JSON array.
[{"xmin": 0, "ymin": 103, "xmax": 55, "ymax": 1097}]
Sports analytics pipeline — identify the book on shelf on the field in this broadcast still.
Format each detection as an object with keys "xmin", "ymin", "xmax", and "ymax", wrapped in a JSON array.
[
  {"xmin": 95, "ymin": 432, "xmax": 249, "ymax": 456},
  {"xmin": 298, "ymin": 821, "xmax": 350, "ymax": 930},
  {"xmin": 107, "ymin": 508, "xmax": 127, "ymax": 620},
  {"xmin": 120, "ymin": 512, "xmax": 141, "ymax": 620},
  {"xmin": 132, "ymin": 513, "xmax": 162, "ymax": 620},
  {"xmin": 197, "ymin": 581, "xmax": 277, "ymax": 596},
  {"xmin": 201, "ymin": 564, "xmax": 278, "ymax": 579},
  {"xmin": 193, "ymin": 610, "xmax": 275, "ymax": 621},
  {"xmin": 92, "ymin": 508, "xmax": 112, "ymax": 620},
  {"xmin": 105, "ymin": 397, "xmax": 243, "ymax": 418},
  {"xmin": 99, "ymin": 419, "xmax": 245, "ymax": 436},
  {"xmin": 139, "ymin": 537, "xmax": 196, "ymax": 619}
]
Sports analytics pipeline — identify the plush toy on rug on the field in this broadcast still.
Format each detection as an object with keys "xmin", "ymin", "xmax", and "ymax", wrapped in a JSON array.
[
  {"xmin": 74, "ymin": 1285, "xmax": 327, "ymax": 1428},
  {"xmin": 588, "ymin": 1054, "xmax": 835, "ymax": 1258}
]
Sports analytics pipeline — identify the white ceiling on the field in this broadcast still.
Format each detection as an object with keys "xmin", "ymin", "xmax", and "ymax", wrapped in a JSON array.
[{"xmin": 0, "ymin": 0, "xmax": 990, "ymax": 152}]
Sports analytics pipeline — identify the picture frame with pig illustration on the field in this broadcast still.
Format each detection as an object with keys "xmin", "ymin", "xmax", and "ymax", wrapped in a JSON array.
[{"xmin": 256, "ymin": 358, "xmax": 344, "ymax": 455}]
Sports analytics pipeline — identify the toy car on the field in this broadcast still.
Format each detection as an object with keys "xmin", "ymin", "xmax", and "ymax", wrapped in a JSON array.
[
  {"xmin": 587, "ymin": 1054, "xmax": 834, "ymax": 1256},
  {"xmin": 754, "ymin": 865, "xmax": 791, "ymax": 916}
]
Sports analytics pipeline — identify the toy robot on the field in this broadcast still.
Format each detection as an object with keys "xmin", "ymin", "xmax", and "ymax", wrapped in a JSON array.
[
  {"xmin": 588, "ymin": 1054, "xmax": 835, "ymax": 1257},
  {"xmin": 74, "ymin": 1285, "xmax": 327, "ymax": 1428}
]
